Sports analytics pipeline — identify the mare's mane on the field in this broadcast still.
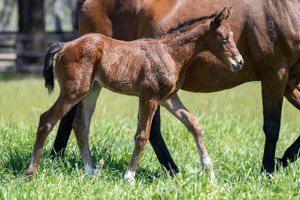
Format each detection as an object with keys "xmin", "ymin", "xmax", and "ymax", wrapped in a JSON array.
[{"xmin": 151, "ymin": 12, "xmax": 217, "ymax": 39}]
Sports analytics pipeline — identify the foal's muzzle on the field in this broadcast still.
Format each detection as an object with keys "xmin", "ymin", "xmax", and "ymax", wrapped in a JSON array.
[{"xmin": 229, "ymin": 55, "xmax": 244, "ymax": 72}]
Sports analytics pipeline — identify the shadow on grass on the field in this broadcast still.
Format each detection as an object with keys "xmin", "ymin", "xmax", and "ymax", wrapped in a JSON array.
[
  {"xmin": 46, "ymin": 145, "xmax": 166, "ymax": 184},
  {"xmin": 1, "ymin": 147, "xmax": 32, "ymax": 177},
  {"xmin": 1, "ymin": 136, "xmax": 171, "ymax": 185}
]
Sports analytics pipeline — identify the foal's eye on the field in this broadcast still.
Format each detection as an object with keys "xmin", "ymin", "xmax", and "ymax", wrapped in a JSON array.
[{"xmin": 221, "ymin": 36, "xmax": 229, "ymax": 42}]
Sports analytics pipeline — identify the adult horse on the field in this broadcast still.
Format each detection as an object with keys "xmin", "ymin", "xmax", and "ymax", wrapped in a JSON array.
[{"xmin": 51, "ymin": 0, "xmax": 300, "ymax": 175}]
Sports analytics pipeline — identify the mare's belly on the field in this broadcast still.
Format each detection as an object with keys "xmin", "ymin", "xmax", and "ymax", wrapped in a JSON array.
[{"xmin": 181, "ymin": 52, "xmax": 258, "ymax": 93}]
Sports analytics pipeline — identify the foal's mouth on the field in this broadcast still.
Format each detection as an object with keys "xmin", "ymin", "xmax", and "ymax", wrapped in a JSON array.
[{"xmin": 229, "ymin": 55, "xmax": 244, "ymax": 72}]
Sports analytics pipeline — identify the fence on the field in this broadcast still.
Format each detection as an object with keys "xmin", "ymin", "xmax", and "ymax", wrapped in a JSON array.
[{"xmin": 0, "ymin": 31, "xmax": 79, "ymax": 72}]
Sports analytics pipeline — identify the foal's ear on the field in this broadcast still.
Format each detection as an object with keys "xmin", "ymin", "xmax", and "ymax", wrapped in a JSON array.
[{"xmin": 213, "ymin": 7, "xmax": 232, "ymax": 26}]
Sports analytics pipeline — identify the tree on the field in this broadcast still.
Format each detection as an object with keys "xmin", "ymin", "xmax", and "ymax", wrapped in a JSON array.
[
  {"xmin": 17, "ymin": 0, "xmax": 45, "ymax": 73},
  {"xmin": 0, "ymin": 0, "xmax": 17, "ymax": 31}
]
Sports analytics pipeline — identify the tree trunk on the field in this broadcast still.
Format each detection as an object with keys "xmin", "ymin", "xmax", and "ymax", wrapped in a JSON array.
[
  {"xmin": 17, "ymin": 0, "xmax": 45, "ymax": 73},
  {"xmin": 71, "ymin": 0, "xmax": 84, "ymax": 31},
  {"xmin": 54, "ymin": 0, "xmax": 63, "ymax": 33},
  {"xmin": 0, "ymin": 0, "xmax": 17, "ymax": 31}
]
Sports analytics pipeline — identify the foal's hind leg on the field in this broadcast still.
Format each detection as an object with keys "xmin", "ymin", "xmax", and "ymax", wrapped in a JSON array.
[
  {"xmin": 26, "ymin": 96, "xmax": 79, "ymax": 177},
  {"xmin": 160, "ymin": 93, "xmax": 215, "ymax": 181},
  {"xmin": 72, "ymin": 85, "xmax": 101, "ymax": 175},
  {"xmin": 124, "ymin": 96, "xmax": 158, "ymax": 181}
]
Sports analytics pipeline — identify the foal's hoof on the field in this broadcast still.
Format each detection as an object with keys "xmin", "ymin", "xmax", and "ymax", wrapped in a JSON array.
[
  {"xmin": 207, "ymin": 170, "xmax": 216, "ymax": 183},
  {"xmin": 203, "ymin": 169, "xmax": 216, "ymax": 184},
  {"xmin": 25, "ymin": 170, "xmax": 36, "ymax": 181},
  {"xmin": 85, "ymin": 165, "xmax": 98, "ymax": 176},
  {"xmin": 124, "ymin": 177, "xmax": 135, "ymax": 186},
  {"xmin": 124, "ymin": 168, "xmax": 135, "ymax": 185}
]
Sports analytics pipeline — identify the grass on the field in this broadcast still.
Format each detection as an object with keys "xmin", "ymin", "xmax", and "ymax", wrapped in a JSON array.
[{"xmin": 0, "ymin": 77, "xmax": 299, "ymax": 199}]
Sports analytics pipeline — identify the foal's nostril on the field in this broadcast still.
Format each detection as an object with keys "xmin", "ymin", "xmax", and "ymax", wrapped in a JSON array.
[{"xmin": 239, "ymin": 59, "xmax": 244, "ymax": 67}]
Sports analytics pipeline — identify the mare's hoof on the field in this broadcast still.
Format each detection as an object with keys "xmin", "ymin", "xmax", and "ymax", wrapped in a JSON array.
[
  {"xmin": 261, "ymin": 158, "xmax": 282, "ymax": 174},
  {"xmin": 50, "ymin": 150, "xmax": 65, "ymax": 160},
  {"xmin": 261, "ymin": 167, "xmax": 274, "ymax": 174},
  {"xmin": 262, "ymin": 157, "xmax": 287, "ymax": 174},
  {"xmin": 275, "ymin": 157, "xmax": 288, "ymax": 169}
]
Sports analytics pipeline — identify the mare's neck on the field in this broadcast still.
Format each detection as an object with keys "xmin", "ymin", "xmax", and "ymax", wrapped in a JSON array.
[{"xmin": 162, "ymin": 21, "xmax": 209, "ymax": 65}]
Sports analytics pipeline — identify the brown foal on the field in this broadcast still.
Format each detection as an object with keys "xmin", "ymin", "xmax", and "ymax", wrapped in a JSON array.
[{"xmin": 26, "ymin": 7, "xmax": 243, "ymax": 181}]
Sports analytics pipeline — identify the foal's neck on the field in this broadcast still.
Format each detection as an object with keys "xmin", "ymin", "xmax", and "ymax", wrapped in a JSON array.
[{"xmin": 162, "ymin": 21, "xmax": 210, "ymax": 65}]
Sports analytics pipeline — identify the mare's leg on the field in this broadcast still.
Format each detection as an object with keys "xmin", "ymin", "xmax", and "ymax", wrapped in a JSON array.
[
  {"xmin": 279, "ymin": 137, "xmax": 300, "ymax": 168},
  {"xmin": 260, "ymin": 65, "xmax": 288, "ymax": 173},
  {"xmin": 149, "ymin": 106, "xmax": 179, "ymax": 176},
  {"xmin": 26, "ymin": 96, "xmax": 79, "ymax": 177},
  {"xmin": 277, "ymin": 72, "xmax": 300, "ymax": 167},
  {"xmin": 124, "ymin": 97, "xmax": 158, "ymax": 181},
  {"xmin": 72, "ymin": 86, "xmax": 101, "ymax": 175},
  {"xmin": 160, "ymin": 94, "xmax": 214, "ymax": 181},
  {"xmin": 50, "ymin": 105, "xmax": 77, "ymax": 158}
]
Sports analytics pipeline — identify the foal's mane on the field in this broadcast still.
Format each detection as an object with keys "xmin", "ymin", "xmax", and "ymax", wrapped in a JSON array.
[{"xmin": 151, "ymin": 12, "xmax": 217, "ymax": 39}]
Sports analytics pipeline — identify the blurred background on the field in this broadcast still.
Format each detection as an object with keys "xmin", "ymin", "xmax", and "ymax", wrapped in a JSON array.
[{"xmin": 0, "ymin": 0, "xmax": 83, "ymax": 75}]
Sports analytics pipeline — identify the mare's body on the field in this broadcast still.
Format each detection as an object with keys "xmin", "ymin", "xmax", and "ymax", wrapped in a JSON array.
[{"xmin": 53, "ymin": 0, "xmax": 300, "ymax": 174}]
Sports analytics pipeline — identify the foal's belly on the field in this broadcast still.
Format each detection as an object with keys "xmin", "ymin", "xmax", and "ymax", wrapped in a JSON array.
[{"xmin": 94, "ymin": 74, "xmax": 140, "ymax": 96}]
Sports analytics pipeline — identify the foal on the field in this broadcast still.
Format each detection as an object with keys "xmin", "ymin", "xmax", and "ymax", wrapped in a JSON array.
[{"xmin": 26, "ymin": 7, "xmax": 243, "ymax": 181}]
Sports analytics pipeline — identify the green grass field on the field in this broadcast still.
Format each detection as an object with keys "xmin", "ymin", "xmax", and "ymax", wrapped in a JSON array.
[{"xmin": 0, "ymin": 78, "xmax": 299, "ymax": 199}]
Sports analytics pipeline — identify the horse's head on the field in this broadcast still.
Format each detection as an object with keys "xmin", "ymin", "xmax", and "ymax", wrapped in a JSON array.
[{"xmin": 204, "ymin": 7, "xmax": 243, "ymax": 72}]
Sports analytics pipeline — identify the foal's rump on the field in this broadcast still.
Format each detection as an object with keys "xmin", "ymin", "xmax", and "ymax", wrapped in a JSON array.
[{"xmin": 43, "ymin": 34, "xmax": 105, "ymax": 94}]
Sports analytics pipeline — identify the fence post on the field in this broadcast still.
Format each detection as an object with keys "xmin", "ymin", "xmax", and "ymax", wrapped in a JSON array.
[{"xmin": 17, "ymin": 0, "xmax": 45, "ymax": 73}]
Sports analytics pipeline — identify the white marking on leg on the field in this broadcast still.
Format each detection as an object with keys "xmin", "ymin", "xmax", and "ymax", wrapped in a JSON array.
[
  {"xmin": 210, "ymin": 171, "xmax": 216, "ymax": 183},
  {"xmin": 124, "ymin": 168, "xmax": 135, "ymax": 182},
  {"xmin": 202, "ymin": 157, "xmax": 212, "ymax": 169},
  {"xmin": 85, "ymin": 163, "xmax": 97, "ymax": 176},
  {"xmin": 202, "ymin": 157, "xmax": 215, "ymax": 182}
]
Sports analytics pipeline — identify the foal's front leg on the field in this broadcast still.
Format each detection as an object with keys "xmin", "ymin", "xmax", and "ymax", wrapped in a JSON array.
[
  {"xmin": 160, "ymin": 93, "xmax": 215, "ymax": 181},
  {"xmin": 124, "ymin": 96, "xmax": 158, "ymax": 181},
  {"xmin": 72, "ymin": 86, "xmax": 101, "ymax": 175}
]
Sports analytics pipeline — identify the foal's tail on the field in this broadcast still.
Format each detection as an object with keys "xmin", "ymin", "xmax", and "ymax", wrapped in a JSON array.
[{"xmin": 43, "ymin": 42, "xmax": 64, "ymax": 94}]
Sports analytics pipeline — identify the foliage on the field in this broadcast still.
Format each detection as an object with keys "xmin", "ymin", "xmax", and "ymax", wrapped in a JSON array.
[{"xmin": 0, "ymin": 78, "xmax": 299, "ymax": 199}]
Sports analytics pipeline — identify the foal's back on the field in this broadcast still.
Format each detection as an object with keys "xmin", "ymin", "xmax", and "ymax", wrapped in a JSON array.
[{"xmin": 56, "ymin": 33, "xmax": 178, "ymax": 97}]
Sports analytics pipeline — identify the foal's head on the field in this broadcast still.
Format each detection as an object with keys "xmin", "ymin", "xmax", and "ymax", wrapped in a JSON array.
[{"xmin": 204, "ymin": 7, "xmax": 244, "ymax": 72}]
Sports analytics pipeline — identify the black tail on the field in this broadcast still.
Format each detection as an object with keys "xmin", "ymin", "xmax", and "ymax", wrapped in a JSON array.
[{"xmin": 43, "ymin": 42, "xmax": 64, "ymax": 93}]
